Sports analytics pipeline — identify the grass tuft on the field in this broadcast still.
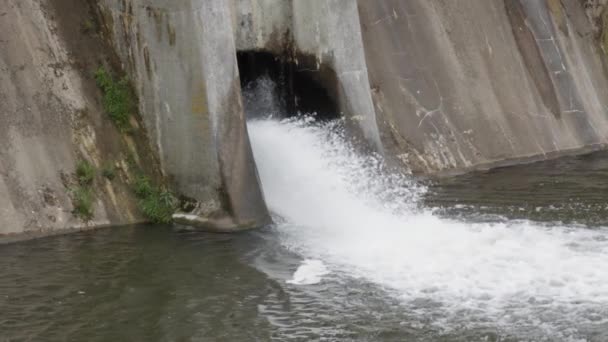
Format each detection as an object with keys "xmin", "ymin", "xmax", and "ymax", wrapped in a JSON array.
[
  {"xmin": 101, "ymin": 164, "xmax": 116, "ymax": 181},
  {"xmin": 71, "ymin": 159, "xmax": 96, "ymax": 220},
  {"xmin": 139, "ymin": 189, "xmax": 177, "ymax": 224},
  {"xmin": 76, "ymin": 159, "xmax": 95, "ymax": 185},
  {"xmin": 95, "ymin": 66, "xmax": 135, "ymax": 131},
  {"xmin": 134, "ymin": 175, "xmax": 154, "ymax": 198},
  {"xmin": 81, "ymin": 18, "xmax": 96, "ymax": 34},
  {"xmin": 71, "ymin": 186, "xmax": 94, "ymax": 220},
  {"xmin": 133, "ymin": 176, "xmax": 176, "ymax": 224}
]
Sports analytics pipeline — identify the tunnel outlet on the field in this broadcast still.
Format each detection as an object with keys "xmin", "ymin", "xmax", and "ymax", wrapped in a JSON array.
[{"xmin": 237, "ymin": 50, "xmax": 340, "ymax": 121}]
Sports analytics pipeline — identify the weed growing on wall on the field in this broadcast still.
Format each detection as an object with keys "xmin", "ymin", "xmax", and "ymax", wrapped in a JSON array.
[
  {"xmin": 95, "ymin": 66, "xmax": 135, "ymax": 131},
  {"xmin": 101, "ymin": 163, "xmax": 116, "ymax": 181},
  {"xmin": 133, "ymin": 175, "xmax": 176, "ymax": 224},
  {"xmin": 76, "ymin": 159, "xmax": 95, "ymax": 185},
  {"xmin": 71, "ymin": 159, "xmax": 96, "ymax": 220},
  {"xmin": 72, "ymin": 187, "xmax": 94, "ymax": 220}
]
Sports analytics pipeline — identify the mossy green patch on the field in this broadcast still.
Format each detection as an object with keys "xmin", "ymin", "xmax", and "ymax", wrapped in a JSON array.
[
  {"xmin": 123, "ymin": 150, "xmax": 175, "ymax": 223},
  {"xmin": 71, "ymin": 186, "xmax": 94, "ymax": 220},
  {"xmin": 72, "ymin": 159, "xmax": 96, "ymax": 220},
  {"xmin": 76, "ymin": 159, "xmax": 95, "ymax": 185},
  {"xmin": 101, "ymin": 163, "xmax": 116, "ymax": 181},
  {"xmin": 95, "ymin": 66, "xmax": 136, "ymax": 131},
  {"xmin": 134, "ymin": 175, "xmax": 154, "ymax": 198},
  {"xmin": 133, "ymin": 175, "xmax": 176, "ymax": 224},
  {"xmin": 82, "ymin": 18, "xmax": 96, "ymax": 34}
]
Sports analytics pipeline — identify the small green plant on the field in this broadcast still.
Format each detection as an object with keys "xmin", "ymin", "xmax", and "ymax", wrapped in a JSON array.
[
  {"xmin": 139, "ymin": 189, "xmax": 176, "ymax": 224},
  {"xmin": 82, "ymin": 18, "xmax": 95, "ymax": 34},
  {"xmin": 76, "ymin": 159, "xmax": 95, "ymax": 185},
  {"xmin": 133, "ymin": 175, "xmax": 176, "ymax": 224},
  {"xmin": 72, "ymin": 186, "xmax": 94, "ymax": 220},
  {"xmin": 126, "ymin": 152, "xmax": 138, "ymax": 168},
  {"xmin": 134, "ymin": 175, "xmax": 154, "ymax": 198},
  {"xmin": 95, "ymin": 66, "xmax": 135, "ymax": 131},
  {"xmin": 101, "ymin": 164, "xmax": 116, "ymax": 181},
  {"xmin": 71, "ymin": 159, "xmax": 96, "ymax": 220}
]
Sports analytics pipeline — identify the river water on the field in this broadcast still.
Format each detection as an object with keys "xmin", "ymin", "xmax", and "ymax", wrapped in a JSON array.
[{"xmin": 2, "ymin": 117, "xmax": 608, "ymax": 341}]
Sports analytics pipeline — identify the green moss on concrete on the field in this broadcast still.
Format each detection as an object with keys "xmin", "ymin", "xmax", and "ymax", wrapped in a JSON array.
[
  {"xmin": 76, "ymin": 159, "xmax": 95, "ymax": 185},
  {"xmin": 133, "ymin": 175, "xmax": 176, "ymax": 224},
  {"xmin": 95, "ymin": 66, "xmax": 135, "ymax": 131},
  {"xmin": 134, "ymin": 175, "xmax": 154, "ymax": 198},
  {"xmin": 127, "ymin": 156, "xmax": 176, "ymax": 223},
  {"xmin": 81, "ymin": 18, "xmax": 96, "ymax": 34},
  {"xmin": 71, "ymin": 159, "xmax": 96, "ymax": 220},
  {"xmin": 71, "ymin": 187, "xmax": 94, "ymax": 220},
  {"xmin": 101, "ymin": 163, "xmax": 116, "ymax": 181}
]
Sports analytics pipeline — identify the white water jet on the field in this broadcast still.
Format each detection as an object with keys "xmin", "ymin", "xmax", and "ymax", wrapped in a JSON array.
[{"xmin": 248, "ymin": 117, "xmax": 608, "ymax": 337}]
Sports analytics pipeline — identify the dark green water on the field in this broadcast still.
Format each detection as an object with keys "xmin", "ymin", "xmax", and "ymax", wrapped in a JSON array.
[
  {"xmin": 425, "ymin": 151, "xmax": 608, "ymax": 226},
  {"xmin": 2, "ymin": 151, "xmax": 608, "ymax": 342},
  {"xmin": 0, "ymin": 227, "xmax": 437, "ymax": 341}
]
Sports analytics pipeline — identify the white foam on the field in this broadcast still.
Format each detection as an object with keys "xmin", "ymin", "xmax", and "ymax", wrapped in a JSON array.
[
  {"xmin": 287, "ymin": 259, "xmax": 330, "ymax": 285},
  {"xmin": 248, "ymin": 117, "xmax": 608, "ymax": 336}
]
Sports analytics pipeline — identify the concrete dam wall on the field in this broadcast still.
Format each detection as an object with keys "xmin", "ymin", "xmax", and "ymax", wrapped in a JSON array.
[
  {"xmin": 97, "ymin": 0, "xmax": 270, "ymax": 231},
  {"xmin": 361, "ymin": 0, "xmax": 608, "ymax": 174},
  {"xmin": 0, "ymin": 0, "xmax": 164, "ymax": 238},
  {"xmin": 2, "ymin": 0, "xmax": 608, "ymax": 237}
]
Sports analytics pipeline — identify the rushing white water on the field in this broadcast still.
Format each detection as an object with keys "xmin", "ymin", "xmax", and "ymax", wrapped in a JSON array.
[{"xmin": 248, "ymin": 117, "xmax": 608, "ymax": 338}]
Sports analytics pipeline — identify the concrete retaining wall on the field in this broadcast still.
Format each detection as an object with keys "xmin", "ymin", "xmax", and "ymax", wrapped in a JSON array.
[{"xmin": 359, "ymin": 0, "xmax": 608, "ymax": 174}]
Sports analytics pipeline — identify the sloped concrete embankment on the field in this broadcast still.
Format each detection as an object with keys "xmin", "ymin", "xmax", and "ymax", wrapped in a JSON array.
[
  {"xmin": 0, "ymin": 0, "xmax": 164, "ymax": 239},
  {"xmin": 359, "ymin": 0, "xmax": 608, "ymax": 175}
]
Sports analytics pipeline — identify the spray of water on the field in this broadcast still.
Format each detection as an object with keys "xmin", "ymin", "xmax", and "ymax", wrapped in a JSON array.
[{"xmin": 248, "ymin": 116, "xmax": 608, "ymax": 338}]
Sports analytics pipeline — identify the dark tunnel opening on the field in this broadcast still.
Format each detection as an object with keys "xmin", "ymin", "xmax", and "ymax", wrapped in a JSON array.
[{"xmin": 237, "ymin": 51, "xmax": 340, "ymax": 121}]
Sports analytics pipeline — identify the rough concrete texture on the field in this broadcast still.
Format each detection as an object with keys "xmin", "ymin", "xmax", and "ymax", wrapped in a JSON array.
[
  {"xmin": 0, "ymin": 0, "xmax": 158, "ymax": 236},
  {"xmin": 234, "ymin": 0, "xmax": 383, "ymax": 150},
  {"xmin": 359, "ymin": 0, "xmax": 608, "ymax": 174},
  {"xmin": 581, "ymin": 0, "xmax": 608, "ymax": 33},
  {"xmin": 98, "ymin": 0, "xmax": 270, "ymax": 229},
  {"xmin": 5, "ymin": 0, "xmax": 608, "ymax": 237}
]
